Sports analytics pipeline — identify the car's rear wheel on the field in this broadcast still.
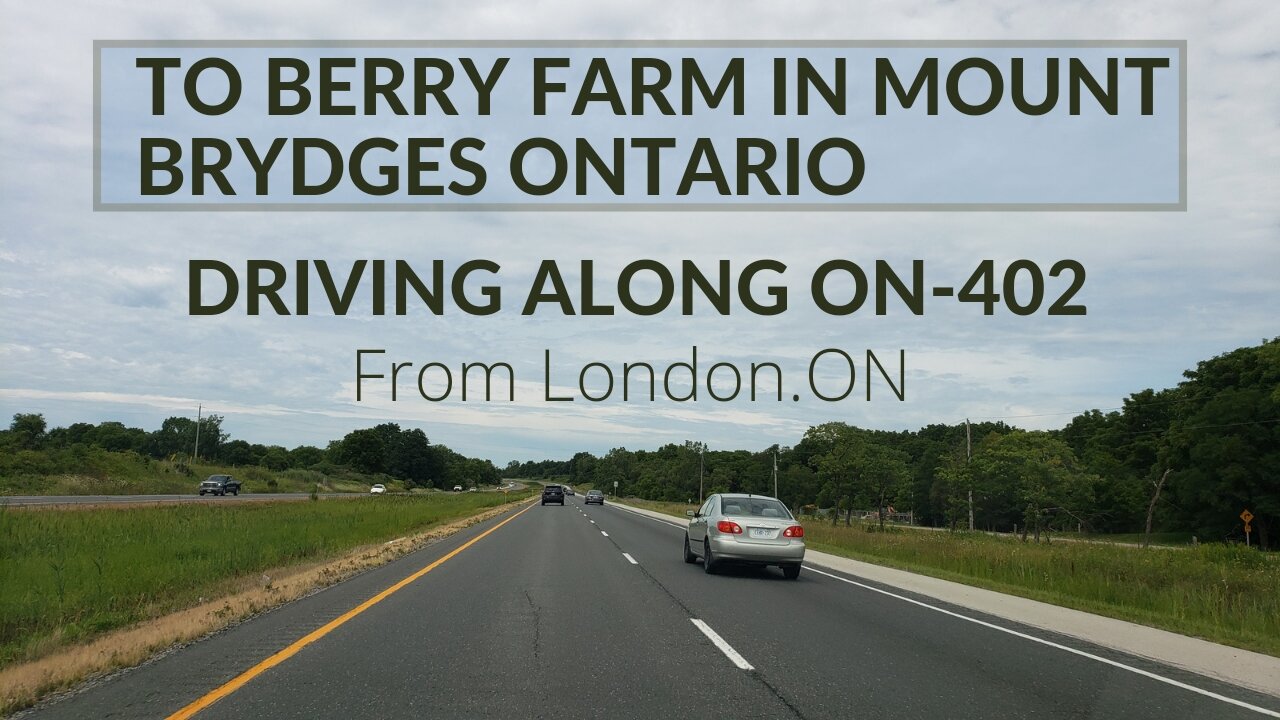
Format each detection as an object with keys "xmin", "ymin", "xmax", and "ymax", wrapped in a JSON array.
[
  {"xmin": 231, "ymin": 490, "xmax": 238, "ymax": 496},
  {"xmin": 782, "ymin": 564, "xmax": 801, "ymax": 580},
  {"xmin": 683, "ymin": 534, "xmax": 697, "ymax": 563},
  {"xmin": 703, "ymin": 539, "xmax": 718, "ymax": 574},
  {"xmin": 199, "ymin": 491, "xmax": 205, "ymax": 496}
]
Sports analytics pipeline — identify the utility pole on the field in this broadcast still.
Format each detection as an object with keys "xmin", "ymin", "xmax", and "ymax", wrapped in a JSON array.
[
  {"xmin": 699, "ymin": 444, "xmax": 705, "ymax": 502},
  {"xmin": 773, "ymin": 449, "xmax": 778, "ymax": 498},
  {"xmin": 1143, "ymin": 468, "xmax": 1170, "ymax": 548},
  {"xmin": 966, "ymin": 418, "xmax": 974, "ymax": 531},
  {"xmin": 193, "ymin": 403, "xmax": 203, "ymax": 463}
]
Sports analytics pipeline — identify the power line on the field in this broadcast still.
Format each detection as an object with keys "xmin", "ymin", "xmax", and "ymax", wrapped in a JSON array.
[
  {"xmin": 1119, "ymin": 417, "xmax": 1280, "ymax": 437},
  {"xmin": 966, "ymin": 385, "xmax": 1264, "ymax": 423},
  {"xmin": 962, "ymin": 412, "xmax": 1278, "ymax": 439}
]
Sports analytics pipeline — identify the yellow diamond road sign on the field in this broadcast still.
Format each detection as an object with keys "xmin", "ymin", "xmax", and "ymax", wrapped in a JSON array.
[{"xmin": 1240, "ymin": 509, "xmax": 1253, "ymax": 523}]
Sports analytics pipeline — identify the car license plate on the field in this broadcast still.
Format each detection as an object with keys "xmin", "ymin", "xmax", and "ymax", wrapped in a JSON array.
[{"xmin": 749, "ymin": 527, "xmax": 775, "ymax": 539}]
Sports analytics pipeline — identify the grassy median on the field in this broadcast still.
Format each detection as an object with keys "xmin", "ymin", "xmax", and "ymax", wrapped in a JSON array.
[
  {"xmin": 0, "ymin": 454, "xmax": 400, "ymax": 496},
  {"xmin": 0, "ymin": 491, "xmax": 532, "ymax": 668},
  {"xmin": 620, "ymin": 498, "xmax": 1280, "ymax": 657}
]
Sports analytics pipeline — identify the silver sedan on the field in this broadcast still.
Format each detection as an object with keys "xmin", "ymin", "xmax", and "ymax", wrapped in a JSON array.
[{"xmin": 683, "ymin": 493, "xmax": 806, "ymax": 579}]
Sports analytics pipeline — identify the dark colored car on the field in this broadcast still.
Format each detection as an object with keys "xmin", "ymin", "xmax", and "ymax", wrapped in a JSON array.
[
  {"xmin": 541, "ymin": 484, "xmax": 565, "ymax": 505},
  {"xmin": 199, "ymin": 474, "xmax": 241, "ymax": 496},
  {"xmin": 584, "ymin": 490, "xmax": 605, "ymax": 505}
]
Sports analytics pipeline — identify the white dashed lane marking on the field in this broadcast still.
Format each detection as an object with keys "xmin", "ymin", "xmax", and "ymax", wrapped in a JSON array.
[{"xmin": 690, "ymin": 619, "xmax": 753, "ymax": 671}]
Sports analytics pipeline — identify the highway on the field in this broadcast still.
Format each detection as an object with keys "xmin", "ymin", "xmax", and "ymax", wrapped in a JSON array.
[
  {"xmin": 20, "ymin": 496, "xmax": 1280, "ymax": 719},
  {"xmin": 0, "ymin": 493, "xmax": 354, "ymax": 507}
]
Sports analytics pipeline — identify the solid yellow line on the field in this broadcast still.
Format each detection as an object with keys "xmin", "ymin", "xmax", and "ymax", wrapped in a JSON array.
[{"xmin": 167, "ymin": 502, "xmax": 535, "ymax": 719}]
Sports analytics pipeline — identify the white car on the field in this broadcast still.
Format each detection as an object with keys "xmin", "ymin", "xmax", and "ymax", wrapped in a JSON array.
[
  {"xmin": 684, "ymin": 493, "xmax": 805, "ymax": 579},
  {"xmin": 453, "ymin": 485, "xmax": 463, "ymax": 492},
  {"xmin": 370, "ymin": 484, "xmax": 386, "ymax": 495}
]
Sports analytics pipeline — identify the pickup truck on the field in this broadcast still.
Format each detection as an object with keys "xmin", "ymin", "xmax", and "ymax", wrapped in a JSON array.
[{"xmin": 199, "ymin": 474, "xmax": 242, "ymax": 496}]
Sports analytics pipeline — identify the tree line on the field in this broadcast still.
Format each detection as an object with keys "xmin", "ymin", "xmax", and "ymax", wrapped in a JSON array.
[
  {"xmin": 3, "ymin": 339, "xmax": 1272, "ymax": 545},
  {"xmin": 1, "ymin": 415, "xmax": 500, "ymax": 490},
  {"xmin": 504, "ymin": 338, "xmax": 1277, "ymax": 549}
]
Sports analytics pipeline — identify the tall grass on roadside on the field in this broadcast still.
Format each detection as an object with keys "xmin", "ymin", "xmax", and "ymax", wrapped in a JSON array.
[
  {"xmin": 618, "ymin": 498, "xmax": 1280, "ymax": 657},
  {"xmin": 0, "ymin": 491, "xmax": 530, "ymax": 667},
  {"xmin": 804, "ymin": 524, "xmax": 1280, "ymax": 657}
]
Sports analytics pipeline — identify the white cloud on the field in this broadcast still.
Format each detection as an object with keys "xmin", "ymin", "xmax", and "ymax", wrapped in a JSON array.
[{"xmin": 1, "ymin": 1, "xmax": 1277, "ymax": 462}]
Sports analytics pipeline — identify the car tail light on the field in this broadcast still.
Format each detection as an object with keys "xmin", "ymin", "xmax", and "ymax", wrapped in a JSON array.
[
  {"xmin": 783, "ymin": 525, "xmax": 805, "ymax": 538},
  {"xmin": 716, "ymin": 520, "xmax": 743, "ymax": 534}
]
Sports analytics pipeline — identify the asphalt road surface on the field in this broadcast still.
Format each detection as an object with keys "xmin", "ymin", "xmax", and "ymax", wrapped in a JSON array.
[{"xmin": 20, "ymin": 497, "xmax": 1280, "ymax": 719}]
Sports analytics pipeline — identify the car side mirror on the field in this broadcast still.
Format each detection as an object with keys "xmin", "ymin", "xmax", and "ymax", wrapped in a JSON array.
[{"xmin": 686, "ymin": 510, "xmax": 696, "ymax": 517}]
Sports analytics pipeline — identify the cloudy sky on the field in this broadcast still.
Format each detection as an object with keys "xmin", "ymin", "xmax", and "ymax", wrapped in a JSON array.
[{"xmin": 1, "ymin": 1, "xmax": 1276, "ymax": 464}]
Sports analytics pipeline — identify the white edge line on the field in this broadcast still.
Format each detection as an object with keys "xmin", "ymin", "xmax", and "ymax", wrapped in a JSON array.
[
  {"xmin": 610, "ymin": 502, "xmax": 684, "ymax": 528},
  {"xmin": 622, "ymin": 552, "xmax": 638, "ymax": 565},
  {"xmin": 690, "ymin": 619, "xmax": 753, "ymax": 671},
  {"xmin": 805, "ymin": 567, "xmax": 1280, "ymax": 718},
  {"xmin": 614, "ymin": 502, "xmax": 1279, "ymax": 717}
]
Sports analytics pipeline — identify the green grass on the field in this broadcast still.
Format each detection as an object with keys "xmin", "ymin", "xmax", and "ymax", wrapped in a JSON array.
[
  {"xmin": 206, "ymin": 463, "xmax": 403, "ymax": 494},
  {"xmin": 0, "ymin": 446, "xmax": 410, "ymax": 497},
  {"xmin": 617, "ymin": 498, "xmax": 1280, "ymax": 657},
  {"xmin": 0, "ymin": 448, "xmax": 189, "ymax": 495},
  {"xmin": 622, "ymin": 498, "xmax": 695, "ymax": 517},
  {"xmin": 0, "ymin": 490, "xmax": 533, "ymax": 667},
  {"xmin": 1076, "ymin": 531, "xmax": 1195, "ymax": 546}
]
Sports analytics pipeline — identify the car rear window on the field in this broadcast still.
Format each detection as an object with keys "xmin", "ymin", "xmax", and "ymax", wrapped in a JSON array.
[{"xmin": 720, "ymin": 498, "xmax": 791, "ymax": 519}]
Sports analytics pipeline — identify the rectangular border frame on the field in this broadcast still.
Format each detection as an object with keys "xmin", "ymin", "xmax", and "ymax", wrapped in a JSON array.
[{"xmin": 93, "ymin": 39, "xmax": 1188, "ymax": 212}]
